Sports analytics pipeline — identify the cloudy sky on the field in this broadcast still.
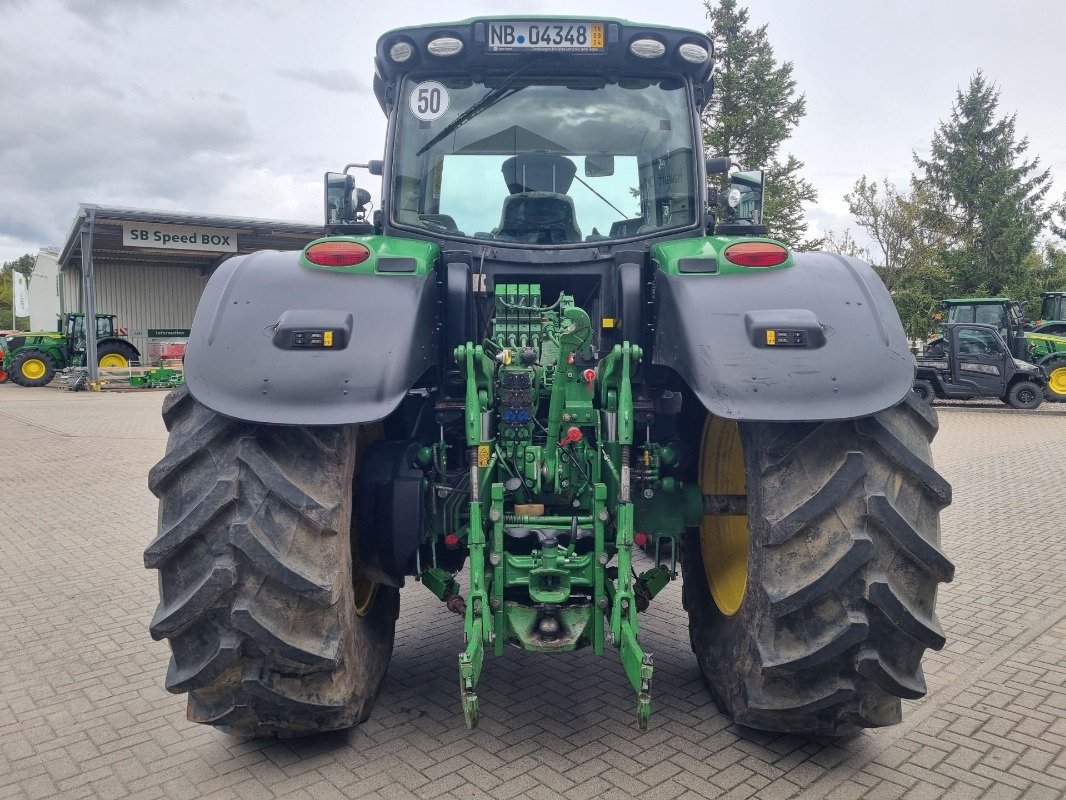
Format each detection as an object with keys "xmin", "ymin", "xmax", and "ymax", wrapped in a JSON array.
[{"xmin": 2, "ymin": 0, "xmax": 1064, "ymax": 262}]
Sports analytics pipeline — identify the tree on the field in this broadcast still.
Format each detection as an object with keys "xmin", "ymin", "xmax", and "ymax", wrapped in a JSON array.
[
  {"xmin": 913, "ymin": 71, "xmax": 1052, "ymax": 297},
  {"xmin": 834, "ymin": 177, "xmax": 951, "ymax": 340},
  {"xmin": 0, "ymin": 253, "xmax": 35, "ymax": 329},
  {"xmin": 702, "ymin": 0, "xmax": 821, "ymax": 247}
]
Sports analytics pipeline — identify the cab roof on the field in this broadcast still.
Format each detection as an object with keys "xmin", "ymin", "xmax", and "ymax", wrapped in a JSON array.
[{"xmin": 372, "ymin": 16, "xmax": 714, "ymax": 113}]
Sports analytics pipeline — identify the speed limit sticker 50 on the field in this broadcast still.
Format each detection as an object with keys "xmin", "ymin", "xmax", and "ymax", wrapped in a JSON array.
[{"xmin": 409, "ymin": 81, "xmax": 450, "ymax": 121}]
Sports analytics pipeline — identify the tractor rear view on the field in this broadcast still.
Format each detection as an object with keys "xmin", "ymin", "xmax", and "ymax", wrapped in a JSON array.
[{"xmin": 146, "ymin": 16, "xmax": 953, "ymax": 740}]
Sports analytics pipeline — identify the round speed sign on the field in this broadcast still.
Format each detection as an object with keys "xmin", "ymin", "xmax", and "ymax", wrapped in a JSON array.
[{"xmin": 409, "ymin": 81, "xmax": 450, "ymax": 122}]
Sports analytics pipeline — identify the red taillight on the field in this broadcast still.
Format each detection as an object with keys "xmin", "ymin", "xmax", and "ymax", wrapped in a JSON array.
[
  {"xmin": 724, "ymin": 241, "xmax": 789, "ymax": 268},
  {"xmin": 304, "ymin": 241, "xmax": 372, "ymax": 267}
]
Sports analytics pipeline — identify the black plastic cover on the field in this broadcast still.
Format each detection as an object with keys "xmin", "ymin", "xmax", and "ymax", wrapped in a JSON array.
[
  {"xmin": 355, "ymin": 441, "xmax": 426, "ymax": 587},
  {"xmin": 653, "ymin": 252, "xmax": 914, "ymax": 421},
  {"xmin": 183, "ymin": 250, "xmax": 438, "ymax": 426}
]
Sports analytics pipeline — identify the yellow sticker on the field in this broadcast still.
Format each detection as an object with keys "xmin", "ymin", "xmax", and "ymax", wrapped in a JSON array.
[
  {"xmin": 602, "ymin": 317, "xmax": 615, "ymax": 329},
  {"xmin": 323, "ymin": 330, "xmax": 334, "ymax": 347},
  {"xmin": 590, "ymin": 23, "xmax": 605, "ymax": 48},
  {"xmin": 765, "ymin": 330, "xmax": 776, "ymax": 346},
  {"xmin": 477, "ymin": 444, "xmax": 490, "ymax": 468}
]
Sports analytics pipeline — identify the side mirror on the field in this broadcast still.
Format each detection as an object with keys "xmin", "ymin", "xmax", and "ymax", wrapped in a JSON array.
[
  {"xmin": 584, "ymin": 154, "xmax": 615, "ymax": 178},
  {"xmin": 705, "ymin": 156, "xmax": 733, "ymax": 175},
  {"xmin": 324, "ymin": 172, "xmax": 356, "ymax": 224},
  {"xmin": 720, "ymin": 169, "xmax": 763, "ymax": 224},
  {"xmin": 368, "ymin": 160, "xmax": 384, "ymax": 176}
]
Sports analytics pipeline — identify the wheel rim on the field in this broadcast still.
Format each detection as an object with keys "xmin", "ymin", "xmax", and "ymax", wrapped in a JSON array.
[
  {"xmin": 1019, "ymin": 389, "xmax": 1035, "ymax": 404},
  {"xmin": 351, "ymin": 423, "xmax": 384, "ymax": 618},
  {"xmin": 1048, "ymin": 366, "xmax": 1066, "ymax": 396},
  {"xmin": 698, "ymin": 416, "xmax": 749, "ymax": 616},
  {"xmin": 99, "ymin": 353, "xmax": 128, "ymax": 368},
  {"xmin": 21, "ymin": 358, "xmax": 47, "ymax": 380}
]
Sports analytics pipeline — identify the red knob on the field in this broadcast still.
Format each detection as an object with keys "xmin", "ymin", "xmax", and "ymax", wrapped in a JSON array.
[
  {"xmin": 560, "ymin": 426, "xmax": 583, "ymax": 446},
  {"xmin": 634, "ymin": 533, "xmax": 650, "ymax": 548},
  {"xmin": 444, "ymin": 534, "xmax": 460, "ymax": 549},
  {"xmin": 583, "ymin": 368, "xmax": 596, "ymax": 392}
]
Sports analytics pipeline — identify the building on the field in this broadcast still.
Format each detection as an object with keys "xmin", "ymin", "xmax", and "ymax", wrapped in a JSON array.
[
  {"xmin": 28, "ymin": 247, "xmax": 61, "ymax": 332},
  {"xmin": 48, "ymin": 204, "xmax": 324, "ymax": 373}
]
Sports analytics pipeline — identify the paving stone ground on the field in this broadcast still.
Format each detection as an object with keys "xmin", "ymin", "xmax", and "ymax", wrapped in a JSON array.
[{"xmin": 0, "ymin": 383, "xmax": 1063, "ymax": 800}]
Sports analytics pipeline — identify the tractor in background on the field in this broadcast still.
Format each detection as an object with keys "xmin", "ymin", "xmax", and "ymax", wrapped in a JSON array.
[{"xmin": 2, "ymin": 313, "xmax": 139, "ymax": 387}]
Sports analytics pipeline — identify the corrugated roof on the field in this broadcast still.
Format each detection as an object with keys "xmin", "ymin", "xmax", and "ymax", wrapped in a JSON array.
[{"xmin": 57, "ymin": 203, "xmax": 325, "ymax": 268}]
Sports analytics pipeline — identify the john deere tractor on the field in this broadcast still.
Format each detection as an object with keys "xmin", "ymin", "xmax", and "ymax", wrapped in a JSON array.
[
  {"xmin": 2, "ymin": 312, "xmax": 139, "ymax": 387},
  {"xmin": 925, "ymin": 296, "xmax": 1066, "ymax": 399},
  {"xmin": 146, "ymin": 17, "xmax": 953, "ymax": 739}
]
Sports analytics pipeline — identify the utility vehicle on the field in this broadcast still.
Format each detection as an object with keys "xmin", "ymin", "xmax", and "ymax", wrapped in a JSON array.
[{"xmin": 913, "ymin": 322, "xmax": 1044, "ymax": 409}]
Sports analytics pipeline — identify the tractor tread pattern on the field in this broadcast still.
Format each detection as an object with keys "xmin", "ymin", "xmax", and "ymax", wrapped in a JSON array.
[
  {"xmin": 146, "ymin": 386, "xmax": 396, "ymax": 737},
  {"xmin": 768, "ymin": 452, "xmax": 867, "ymax": 544},
  {"xmin": 683, "ymin": 393, "xmax": 953, "ymax": 737}
]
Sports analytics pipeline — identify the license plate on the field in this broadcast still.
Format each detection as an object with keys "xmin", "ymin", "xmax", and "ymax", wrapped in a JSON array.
[{"xmin": 488, "ymin": 21, "xmax": 605, "ymax": 53}]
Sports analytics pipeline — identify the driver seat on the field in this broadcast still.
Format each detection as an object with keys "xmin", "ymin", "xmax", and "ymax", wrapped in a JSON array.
[{"xmin": 494, "ymin": 192, "xmax": 583, "ymax": 244}]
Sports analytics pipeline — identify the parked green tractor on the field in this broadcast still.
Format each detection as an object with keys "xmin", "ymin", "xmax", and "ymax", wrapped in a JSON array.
[
  {"xmin": 146, "ymin": 16, "xmax": 953, "ymax": 740},
  {"xmin": 2, "ymin": 313, "xmax": 139, "ymax": 387},
  {"xmin": 925, "ymin": 296, "xmax": 1066, "ymax": 399}
]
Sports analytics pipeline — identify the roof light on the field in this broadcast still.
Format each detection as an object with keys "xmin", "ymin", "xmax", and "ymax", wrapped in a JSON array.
[
  {"xmin": 679, "ymin": 43, "xmax": 710, "ymax": 64},
  {"xmin": 724, "ymin": 242, "xmax": 789, "ymax": 268},
  {"xmin": 629, "ymin": 39, "xmax": 665, "ymax": 58},
  {"xmin": 304, "ymin": 241, "xmax": 372, "ymax": 267},
  {"xmin": 389, "ymin": 41, "xmax": 413, "ymax": 62},
  {"xmin": 427, "ymin": 36, "xmax": 463, "ymax": 57}
]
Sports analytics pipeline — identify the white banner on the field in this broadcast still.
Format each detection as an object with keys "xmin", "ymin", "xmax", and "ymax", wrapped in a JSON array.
[
  {"xmin": 13, "ymin": 271, "xmax": 30, "ymax": 317},
  {"xmin": 121, "ymin": 222, "xmax": 240, "ymax": 253}
]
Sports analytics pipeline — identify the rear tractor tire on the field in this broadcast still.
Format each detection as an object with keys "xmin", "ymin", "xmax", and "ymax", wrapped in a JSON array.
[
  {"xmin": 9, "ymin": 349, "xmax": 56, "ymax": 387},
  {"xmin": 145, "ymin": 385, "xmax": 397, "ymax": 737},
  {"xmin": 98, "ymin": 341, "xmax": 139, "ymax": 369},
  {"xmin": 1006, "ymin": 381, "xmax": 1042, "ymax": 410},
  {"xmin": 681, "ymin": 394, "xmax": 953, "ymax": 737},
  {"xmin": 1040, "ymin": 357, "xmax": 1066, "ymax": 401}
]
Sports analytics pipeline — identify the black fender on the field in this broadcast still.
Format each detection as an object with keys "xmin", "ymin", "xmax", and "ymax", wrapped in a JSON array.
[
  {"xmin": 183, "ymin": 250, "xmax": 438, "ymax": 425},
  {"xmin": 653, "ymin": 252, "xmax": 913, "ymax": 421}
]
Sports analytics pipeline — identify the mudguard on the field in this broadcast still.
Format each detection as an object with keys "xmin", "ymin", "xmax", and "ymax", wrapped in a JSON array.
[
  {"xmin": 653, "ymin": 252, "xmax": 913, "ymax": 421},
  {"xmin": 183, "ymin": 249, "xmax": 438, "ymax": 426}
]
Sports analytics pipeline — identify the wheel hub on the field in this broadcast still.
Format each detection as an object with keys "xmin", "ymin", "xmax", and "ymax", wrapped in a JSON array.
[
  {"xmin": 21, "ymin": 359, "xmax": 46, "ymax": 380},
  {"xmin": 698, "ymin": 416, "xmax": 749, "ymax": 616},
  {"xmin": 1048, "ymin": 366, "xmax": 1066, "ymax": 397}
]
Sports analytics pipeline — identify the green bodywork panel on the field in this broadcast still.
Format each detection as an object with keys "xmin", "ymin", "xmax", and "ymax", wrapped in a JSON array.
[
  {"xmin": 652, "ymin": 236, "xmax": 795, "ymax": 276},
  {"xmin": 299, "ymin": 235, "xmax": 438, "ymax": 275}
]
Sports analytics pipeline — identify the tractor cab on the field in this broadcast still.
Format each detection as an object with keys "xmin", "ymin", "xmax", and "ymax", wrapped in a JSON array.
[
  {"xmin": 927, "ymin": 298, "xmax": 1029, "ymax": 360},
  {"xmin": 327, "ymin": 18, "xmax": 764, "ymax": 247},
  {"xmin": 1037, "ymin": 292, "xmax": 1066, "ymax": 330},
  {"xmin": 62, "ymin": 313, "xmax": 118, "ymax": 365}
]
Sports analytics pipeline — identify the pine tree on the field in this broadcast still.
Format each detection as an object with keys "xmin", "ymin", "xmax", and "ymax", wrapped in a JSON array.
[
  {"xmin": 913, "ymin": 72, "xmax": 1052, "ymax": 296},
  {"xmin": 702, "ymin": 0, "xmax": 820, "ymax": 247}
]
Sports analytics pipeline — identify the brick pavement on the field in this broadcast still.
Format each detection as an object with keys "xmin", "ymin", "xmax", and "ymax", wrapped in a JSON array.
[{"xmin": 0, "ymin": 383, "xmax": 1063, "ymax": 800}]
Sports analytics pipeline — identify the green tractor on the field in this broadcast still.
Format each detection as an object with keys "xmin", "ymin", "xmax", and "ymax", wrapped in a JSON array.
[
  {"xmin": 2, "ymin": 313, "xmax": 140, "ymax": 387},
  {"xmin": 925, "ymin": 296, "xmax": 1066, "ymax": 399},
  {"xmin": 146, "ymin": 16, "xmax": 953, "ymax": 740}
]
